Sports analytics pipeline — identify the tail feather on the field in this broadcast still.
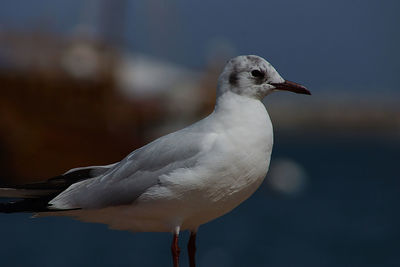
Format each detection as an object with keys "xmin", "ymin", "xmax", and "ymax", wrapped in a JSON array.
[
  {"xmin": 0, "ymin": 188, "xmax": 58, "ymax": 198},
  {"xmin": 0, "ymin": 198, "xmax": 53, "ymax": 213},
  {"xmin": 0, "ymin": 164, "xmax": 114, "ymax": 213}
]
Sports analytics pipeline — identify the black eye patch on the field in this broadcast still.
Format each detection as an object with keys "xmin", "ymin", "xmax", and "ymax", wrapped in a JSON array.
[{"xmin": 251, "ymin": 70, "xmax": 264, "ymax": 78}]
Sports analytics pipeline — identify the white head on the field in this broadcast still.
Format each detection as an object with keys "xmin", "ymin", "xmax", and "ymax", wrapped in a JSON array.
[{"xmin": 217, "ymin": 55, "xmax": 310, "ymax": 99}]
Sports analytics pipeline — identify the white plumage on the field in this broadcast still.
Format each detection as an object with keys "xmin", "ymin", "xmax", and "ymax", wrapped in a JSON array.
[{"xmin": 47, "ymin": 89, "xmax": 273, "ymax": 232}]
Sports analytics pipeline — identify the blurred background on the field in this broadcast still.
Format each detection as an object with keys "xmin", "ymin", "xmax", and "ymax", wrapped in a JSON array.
[{"xmin": 0, "ymin": 0, "xmax": 399, "ymax": 266}]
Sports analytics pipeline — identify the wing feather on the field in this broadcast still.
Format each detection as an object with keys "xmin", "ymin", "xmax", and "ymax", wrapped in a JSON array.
[{"xmin": 49, "ymin": 129, "xmax": 216, "ymax": 210}]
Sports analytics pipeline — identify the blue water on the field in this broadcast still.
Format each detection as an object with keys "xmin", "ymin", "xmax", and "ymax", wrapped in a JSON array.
[{"xmin": 1, "ymin": 136, "xmax": 399, "ymax": 267}]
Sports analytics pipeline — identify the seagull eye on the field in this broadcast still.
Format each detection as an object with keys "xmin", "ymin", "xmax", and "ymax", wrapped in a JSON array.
[{"xmin": 251, "ymin": 70, "xmax": 264, "ymax": 78}]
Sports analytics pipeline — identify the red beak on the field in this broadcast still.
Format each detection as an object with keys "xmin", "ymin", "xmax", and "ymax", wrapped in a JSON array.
[{"xmin": 270, "ymin": 80, "xmax": 311, "ymax": 95}]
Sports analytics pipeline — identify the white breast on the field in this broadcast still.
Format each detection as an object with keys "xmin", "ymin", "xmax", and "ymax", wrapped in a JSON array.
[{"xmin": 172, "ymin": 92, "xmax": 274, "ymax": 229}]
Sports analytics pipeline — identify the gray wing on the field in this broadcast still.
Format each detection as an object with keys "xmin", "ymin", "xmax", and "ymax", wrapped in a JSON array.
[{"xmin": 49, "ymin": 129, "xmax": 212, "ymax": 210}]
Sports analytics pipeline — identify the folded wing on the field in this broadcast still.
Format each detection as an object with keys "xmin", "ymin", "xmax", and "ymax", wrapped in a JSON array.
[{"xmin": 48, "ymin": 130, "xmax": 214, "ymax": 210}]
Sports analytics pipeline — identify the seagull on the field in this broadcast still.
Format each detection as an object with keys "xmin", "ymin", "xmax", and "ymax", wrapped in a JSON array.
[{"xmin": 0, "ymin": 55, "xmax": 310, "ymax": 267}]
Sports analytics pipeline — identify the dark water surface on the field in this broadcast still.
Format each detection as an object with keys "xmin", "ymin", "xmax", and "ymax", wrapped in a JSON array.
[{"xmin": 1, "ymin": 136, "xmax": 399, "ymax": 267}]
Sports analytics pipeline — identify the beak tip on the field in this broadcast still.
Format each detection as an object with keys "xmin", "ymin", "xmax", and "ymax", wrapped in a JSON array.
[
  {"xmin": 272, "ymin": 80, "xmax": 311, "ymax": 95},
  {"xmin": 292, "ymin": 82, "xmax": 311, "ymax": 96}
]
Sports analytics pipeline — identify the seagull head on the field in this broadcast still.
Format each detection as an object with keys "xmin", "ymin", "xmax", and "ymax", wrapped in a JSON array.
[{"xmin": 217, "ymin": 55, "xmax": 310, "ymax": 99}]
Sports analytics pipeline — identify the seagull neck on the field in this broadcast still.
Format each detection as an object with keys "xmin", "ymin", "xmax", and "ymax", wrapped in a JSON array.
[
  {"xmin": 211, "ymin": 90, "xmax": 273, "ymax": 150},
  {"xmin": 212, "ymin": 90, "xmax": 271, "ymax": 131},
  {"xmin": 214, "ymin": 91, "xmax": 260, "ymax": 113}
]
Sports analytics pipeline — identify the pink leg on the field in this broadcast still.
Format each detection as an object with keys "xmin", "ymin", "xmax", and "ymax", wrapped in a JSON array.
[
  {"xmin": 171, "ymin": 228, "xmax": 181, "ymax": 267},
  {"xmin": 187, "ymin": 231, "xmax": 197, "ymax": 267}
]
